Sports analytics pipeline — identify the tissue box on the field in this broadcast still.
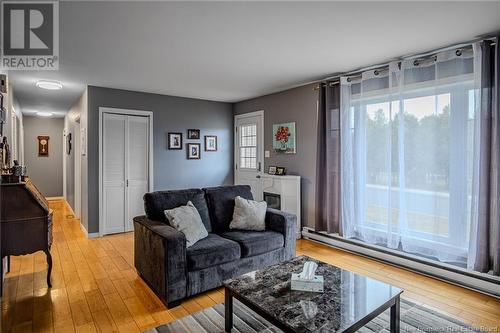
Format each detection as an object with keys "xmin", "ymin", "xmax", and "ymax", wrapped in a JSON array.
[{"xmin": 291, "ymin": 273, "xmax": 324, "ymax": 293}]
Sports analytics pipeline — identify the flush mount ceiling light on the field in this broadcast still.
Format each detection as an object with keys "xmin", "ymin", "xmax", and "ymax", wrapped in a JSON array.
[
  {"xmin": 36, "ymin": 112, "xmax": 53, "ymax": 117},
  {"xmin": 35, "ymin": 80, "xmax": 63, "ymax": 90}
]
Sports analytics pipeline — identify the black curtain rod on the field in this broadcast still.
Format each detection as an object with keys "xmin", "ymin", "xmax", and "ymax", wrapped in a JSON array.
[{"xmin": 312, "ymin": 35, "xmax": 498, "ymax": 91}]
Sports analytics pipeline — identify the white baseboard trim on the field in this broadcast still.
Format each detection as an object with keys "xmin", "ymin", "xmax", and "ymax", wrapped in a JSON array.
[
  {"xmin": 302, "ymin": 227, "xmax": 500, "ymax": 298},
  {"xmin": 80, "ymin": 222, "xmax": 100, "ymax": 239}
]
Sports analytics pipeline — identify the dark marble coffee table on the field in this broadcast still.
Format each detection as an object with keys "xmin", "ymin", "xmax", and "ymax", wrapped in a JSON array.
[{"xmin": 224, "ymin": 255, "xmax": 403, "ymax": 332}]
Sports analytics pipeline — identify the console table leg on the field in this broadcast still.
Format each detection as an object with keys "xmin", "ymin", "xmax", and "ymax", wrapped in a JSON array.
[
  {"xmin": 45, "ymin": 249, "xmax": 52, "ymax": 288},
  {"xmin": 225, "ymin": 287, "xmax": 233, "ymax": 332},
  {"xmin": 390, "ymin": 296, "xmax": 400, "ymax": 333}
]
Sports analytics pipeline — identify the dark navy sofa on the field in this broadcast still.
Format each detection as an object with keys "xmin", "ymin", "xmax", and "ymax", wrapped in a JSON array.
[{"xmin": 133, "ymin": 185, "xmax": 296, "ymax": 308}]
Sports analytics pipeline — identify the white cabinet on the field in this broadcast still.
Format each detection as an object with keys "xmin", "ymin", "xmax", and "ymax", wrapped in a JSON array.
[{"xmin": 262, "ymin": 174, "xmax": 301, "ymax": 239}]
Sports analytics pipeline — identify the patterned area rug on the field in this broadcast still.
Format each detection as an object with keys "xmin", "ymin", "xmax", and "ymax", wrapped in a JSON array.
[{"xmin": 145, "ymin": 298, "xmax": 479, "ymax": 332}]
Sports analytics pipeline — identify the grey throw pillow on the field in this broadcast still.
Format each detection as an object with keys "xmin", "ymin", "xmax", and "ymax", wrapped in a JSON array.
[
  {"xmin": 229, "ymin": 196, "xmax": 267, "ymax": 231},
  {"xmin": 164, "ymin": 201, "xmax": 208, "ymax": 247}
]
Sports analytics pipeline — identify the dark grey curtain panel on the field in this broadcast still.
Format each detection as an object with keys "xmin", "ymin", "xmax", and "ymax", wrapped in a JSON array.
[
  {"xmin": 315, "ymin": 82, "xmax": 341, "ymax": 234},
  {"xmin": 469, "ymin": 38, "xmax": 500, "ymax": 275}
]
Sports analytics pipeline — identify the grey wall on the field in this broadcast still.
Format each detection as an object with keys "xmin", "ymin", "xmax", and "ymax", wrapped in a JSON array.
[
  {"xmin": 23, "ymin": 116, "xmax": 64, "ymax": 197},
  {"xmin": 85, "ymin": 86, "xmax": 233, "ymax": 233},
  {"xmin": 64, "ymin": 89, "xmax": 87, "ymax": 223},
  {"xmin": 64, "ymin": 118, "xmax": 75, "ymax": 209},
  {"xmin": 233, "ymin": 84, "xmax": 319, "ymax": 229}
]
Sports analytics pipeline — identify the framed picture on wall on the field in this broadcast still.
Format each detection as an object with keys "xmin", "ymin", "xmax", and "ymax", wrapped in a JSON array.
[
  {"xmin": 187, "ymin": 143, "xmax": 201, "ymax": 159},
  {"xmin": 37, "ymin": 136, "xmax": 49, "ymax": 156},
  {"xmin": 273, "ymin": 122, "xmax": 296, "ymax": 154},
  {"xmin": 67, "ymin": 133, "xmax": 72, "ymax": 155},
  {"xmin": 168, "ymin": 132, "xmax": 183, "ymax": 150},
  {"xmin": 187, "ymin": 129, "xmax": 200, "ymax": 139},
  {"xmin": 204, "ymin": 135, "xmax": 217, "ymax": 151},
  {"xmin": 276, "ymin": 167, "xmax": 286, "ymax": 176}
]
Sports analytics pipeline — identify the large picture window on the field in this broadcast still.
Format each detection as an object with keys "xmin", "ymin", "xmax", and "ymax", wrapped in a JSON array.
[{"xmin": 340, "ymin": 48, "xmax": 478, "ymax": 265}]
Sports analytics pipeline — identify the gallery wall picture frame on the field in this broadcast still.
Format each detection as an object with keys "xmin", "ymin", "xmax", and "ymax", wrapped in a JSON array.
[
  {"xmin": 187, "ymin": 143, "xmax": 201, "ymax": 159},
  {"xmin": 204, "ymin": 135, "xmax": 217, "ymax": 151},
  {"xmin": 37, "ymin": 136, "xmax": 50, "ymax": 156},
  {"xmin": 168, "ymin": 132, "xmax": 183, "ymax": 150},
  {"xmin": 268, "ymin": 166, "xmax": 277, "ymax": 175},
  {"xmin": 187, "ymin": 129, "xmax": 200, "ymax": 139}
]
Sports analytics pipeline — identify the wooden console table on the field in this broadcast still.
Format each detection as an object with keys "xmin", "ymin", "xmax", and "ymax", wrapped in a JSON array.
[{"xmin": 1, "ymin": 178, "xmax": 53, "ymax": 295}]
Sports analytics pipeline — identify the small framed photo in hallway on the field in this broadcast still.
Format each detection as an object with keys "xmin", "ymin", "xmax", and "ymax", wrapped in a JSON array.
[
  {"xmin": 204, "ymin": 135, "xmax": 217, "ymax": 151},
  {"xmin": 168, "ymin": 132, "xmax": 183, "ymax": 150},
  {"xmin": 187, "ymin": 143, "xmax": 201, "ymax": 159}
]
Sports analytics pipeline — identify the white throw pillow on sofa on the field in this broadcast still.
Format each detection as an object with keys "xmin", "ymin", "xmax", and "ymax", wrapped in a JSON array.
[
  {"xmin": 164, "ymin": 201, "xmax": 208, "ymax": 247},
  {"xmin": 229, "ymin": 196, "xmax": 267, "ymax": 231}
]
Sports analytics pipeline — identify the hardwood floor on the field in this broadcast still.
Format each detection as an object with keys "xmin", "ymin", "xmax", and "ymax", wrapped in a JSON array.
[{"xmin": 2, "ymin": 199, "xmax": 499, "ymax": 332}]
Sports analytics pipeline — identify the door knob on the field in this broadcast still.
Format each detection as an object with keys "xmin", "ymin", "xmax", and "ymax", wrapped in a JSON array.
[{"xmin": 256, "ymin": 175, "xmax": 261, "ymax": 179}]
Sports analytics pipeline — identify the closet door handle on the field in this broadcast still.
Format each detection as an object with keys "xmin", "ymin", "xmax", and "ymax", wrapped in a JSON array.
[{"xmin": 126, "ymin": 179, "xmax": 129, "ymax": 187}]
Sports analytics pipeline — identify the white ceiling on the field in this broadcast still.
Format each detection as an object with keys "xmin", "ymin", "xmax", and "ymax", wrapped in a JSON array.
[{"xmin": 9, "ymin": 1, "xmax": 500, "ymax": 117}]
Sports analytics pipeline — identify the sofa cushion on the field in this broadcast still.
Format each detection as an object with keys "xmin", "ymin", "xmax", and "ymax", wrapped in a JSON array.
[
  {"xmin": 230, "ymin": 196, "xmax": 267, "ymax": 231},
  {"xmin": 220, "ymin": 230, "xmax": 284, "ymax": 258},
  {"xmin": 204, "ymin": 185, "xmax": 253, "ymax": 232},
  {"xmin": 164, "ymin": 201, "xmax": 208, "ymax": 248},
  {"xmin": 144, "ymin": 188, "xmax": 212, "ymax": 232},
  {"xmin": 186, "ymin": 233, "xmax": 241, "ymax": 271}
]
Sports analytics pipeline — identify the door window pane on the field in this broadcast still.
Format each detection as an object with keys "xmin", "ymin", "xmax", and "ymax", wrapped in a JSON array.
[{"xmin": 240, "ymin": 124, "xmax": 257, "ymax": 169}]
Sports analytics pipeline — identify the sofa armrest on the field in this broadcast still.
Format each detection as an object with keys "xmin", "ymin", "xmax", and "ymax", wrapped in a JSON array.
[
  {"xmin": 265, "ymin": 208, "xmax": 296, "ymax": 260},
  {"xmin": 133, "ymin": 215, "xmax": 186, "ymax": 308}
]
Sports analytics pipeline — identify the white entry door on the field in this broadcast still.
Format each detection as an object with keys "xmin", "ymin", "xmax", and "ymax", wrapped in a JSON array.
[
  {"xmin": 102, "ymin": 112, "xmax": 150, "ymax": 235},
  {"xmin": 234, "ymin": 111, "xmax": 264, "ymax": 201}
]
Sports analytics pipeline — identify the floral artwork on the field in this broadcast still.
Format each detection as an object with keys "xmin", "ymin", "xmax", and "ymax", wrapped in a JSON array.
[{"xmin": 272, "ymin": 122, "xmax": 296, "ymax": 154}]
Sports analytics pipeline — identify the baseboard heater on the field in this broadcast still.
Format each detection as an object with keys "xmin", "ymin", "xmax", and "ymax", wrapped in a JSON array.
[{"xmin": 301, "ymin": 227, "xmax": 500, "ymax": 298}]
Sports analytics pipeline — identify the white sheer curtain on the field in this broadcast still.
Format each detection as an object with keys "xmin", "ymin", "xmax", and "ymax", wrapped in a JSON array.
[{"xmin": 341, "ymin": 47, "xmax": 479, "ymax": 264}]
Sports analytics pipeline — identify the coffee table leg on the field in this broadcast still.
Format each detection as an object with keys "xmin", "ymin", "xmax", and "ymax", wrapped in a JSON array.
[
  {"xmin": 225, "ymin": 287, "xmax": 233, "ymax": 332},
  {"xmin": 390, "ymin": 296, "xmax": 400, "ymax": 333}
]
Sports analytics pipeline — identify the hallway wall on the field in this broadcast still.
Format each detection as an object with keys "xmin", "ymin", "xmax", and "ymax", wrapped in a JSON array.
[
  {"xmin": 64, "ymin": 89, "xmax": 87, "ymax": 225},
  {"xmin": 23, "ymin": 116, "xmax": 64, "ymax": 197}
]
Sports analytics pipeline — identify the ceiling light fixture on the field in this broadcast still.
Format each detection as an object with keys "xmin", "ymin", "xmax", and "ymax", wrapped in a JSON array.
[
  {"xmin": 36, "ymin": 112, "xmax": 54, "ymax": 117},
  {"xmin": 36, "ymin": 80, "xmax": 63, "ymax": 90}
]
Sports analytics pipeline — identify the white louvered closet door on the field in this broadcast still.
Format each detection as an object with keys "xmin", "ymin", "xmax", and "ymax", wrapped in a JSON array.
[
  {"xmin": 125, "ymin": 115, "xmax": 149, "ymax": 232},
  {"xmin": 103, "ymin": 113, "xmax": 127, "ymax": 234},
  {"xmin": 103, "ymin": 113, "xmax": 149, "ymax": 235}
]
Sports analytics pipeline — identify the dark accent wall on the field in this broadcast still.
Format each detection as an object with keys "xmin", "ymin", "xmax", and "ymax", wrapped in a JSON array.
[
  {"xmin": 85, "ymin": 86, "xmax": 233, "ymax": 233},
  {"xmin": 233, "ymin": 84, "xmax": 319, "ymax": 229},
  {"xmin": 23, "ymin": 116, "xmax": 64, "ymax": 197}
]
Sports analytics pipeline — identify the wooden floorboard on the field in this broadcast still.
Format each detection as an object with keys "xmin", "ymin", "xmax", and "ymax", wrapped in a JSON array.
[{"xmin": 1, "ymin": 199, "xmax": 499, "ymax": 332}]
